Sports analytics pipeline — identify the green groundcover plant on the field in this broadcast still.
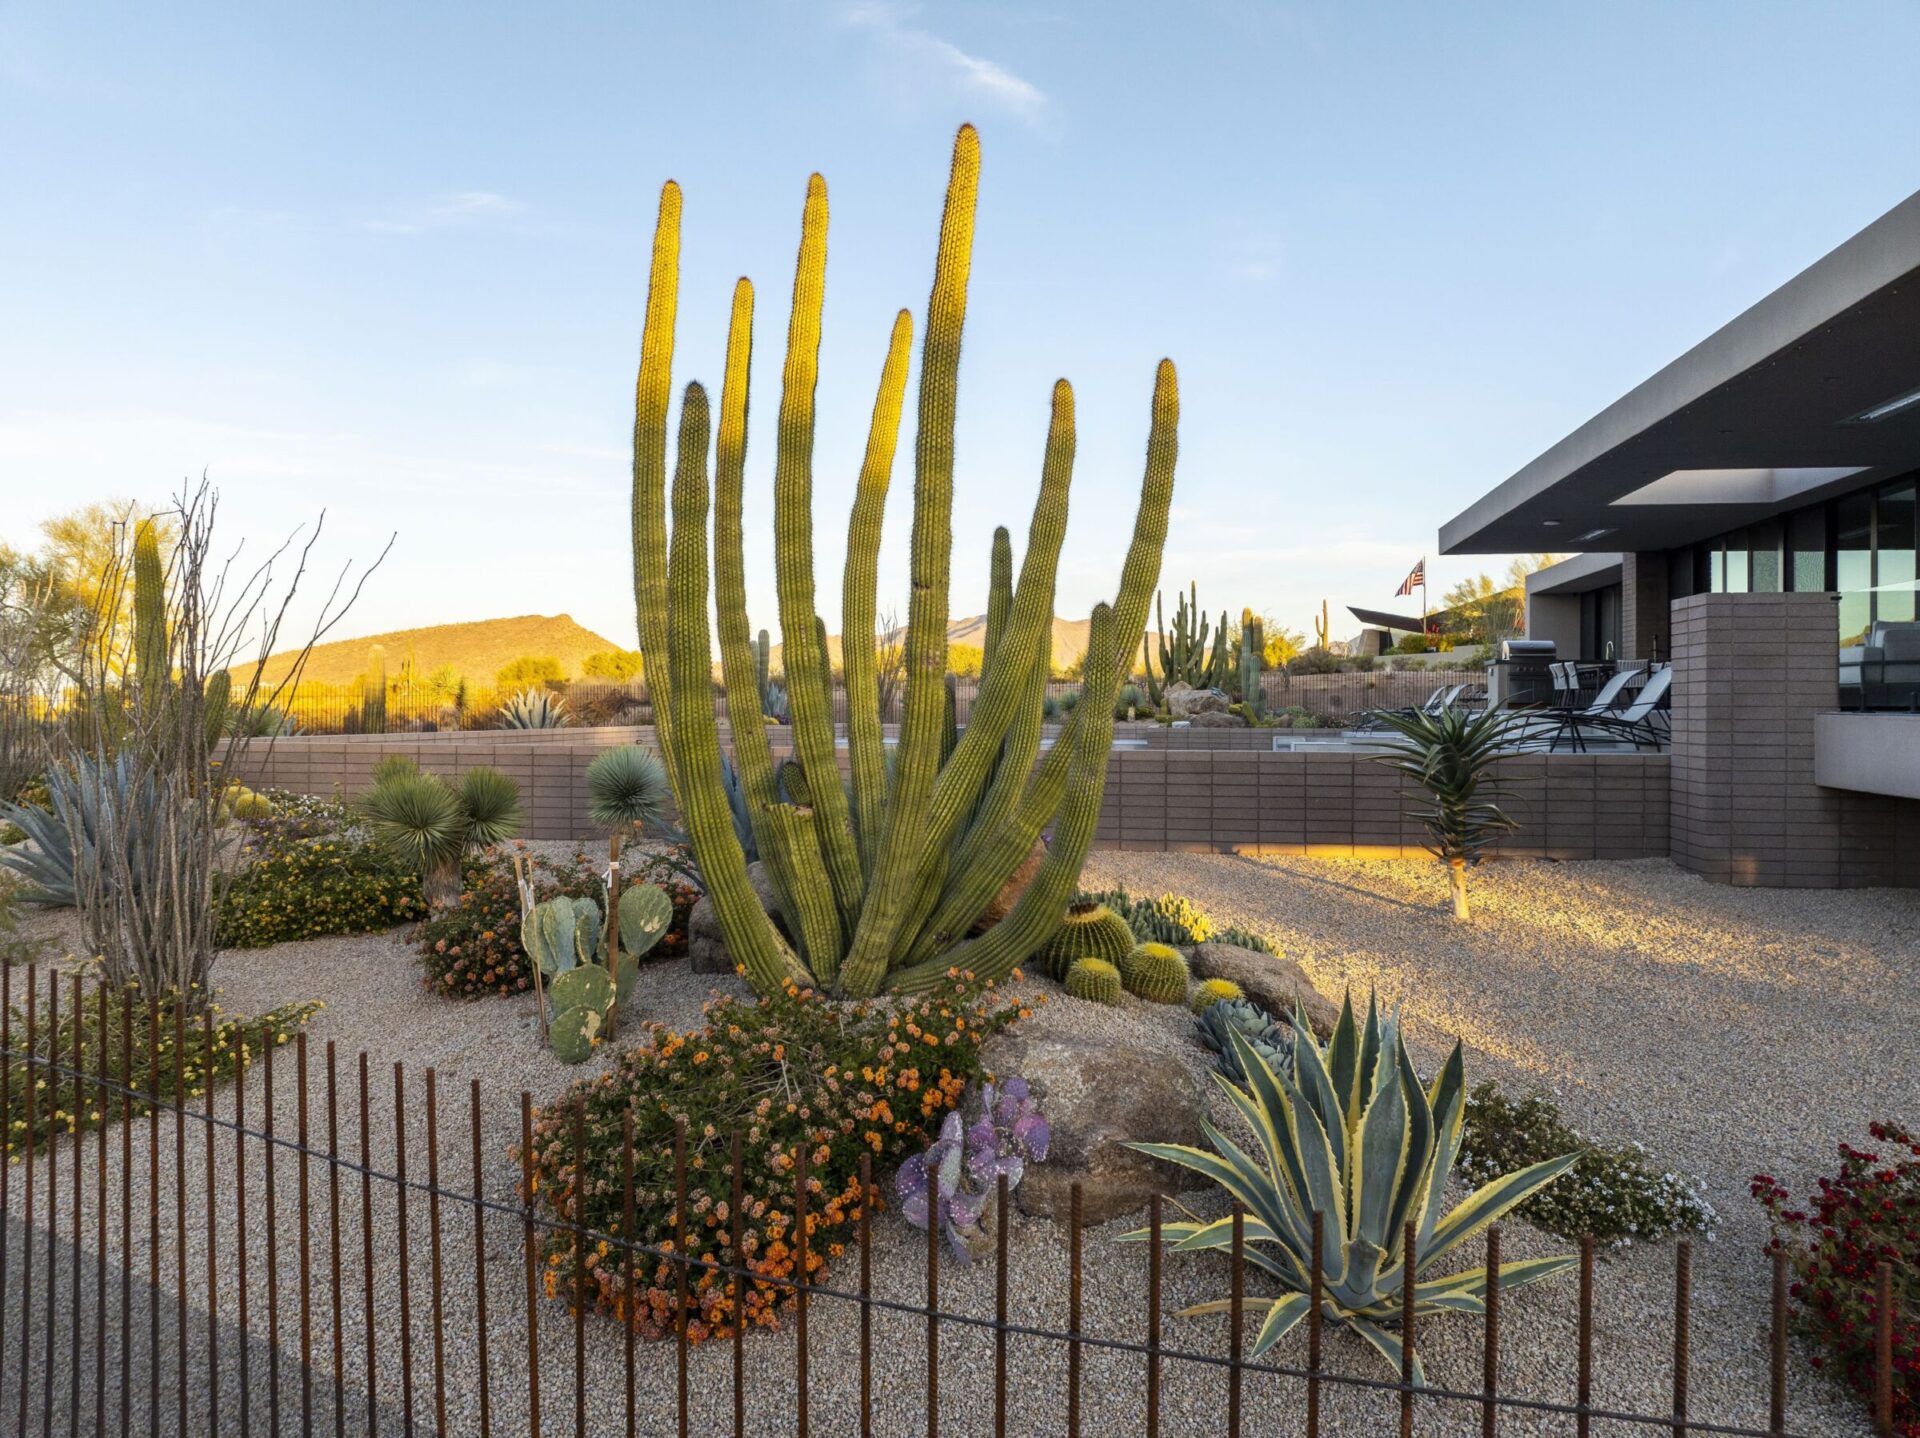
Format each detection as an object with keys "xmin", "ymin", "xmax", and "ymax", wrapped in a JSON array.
[
  {"xmin": 216, "ymin": 834, "xmax": 425, "ymax": 948},
  {"xmin": 516, "ymin": 972, "xmax": 1031, "ymax": 1343},
  {"xmin": 1755, "ymin": 1123, "xmax": 1919, "ymax": 1436},
  {"xmin": 1458, "ymin": 1081, "xmax": 1716, "ymax": 1249},
  {"xmin": 3, "ymin": 979, "xmax": 319, "ymax": 1154}
]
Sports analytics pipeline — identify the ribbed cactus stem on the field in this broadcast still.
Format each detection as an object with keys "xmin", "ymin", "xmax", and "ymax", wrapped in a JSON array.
[
  {"xmin": 711, "ymin": 276, "xmax": 807, "ymax": 934},
  {"xmin": 772, "ymin": 172, "xmax": 867, "ymax": 931},
  {"xmin": 663, "ymin": 380, "xmax": 810, "ymax": 993},
  {"xmin": 982, "ymin": 526, "xmax": 1012, "ymax": 688},
  {"xmin": 841, "ymin": 309, "xmax": 914, "ymax": 878},
  {"xmin": 132, "ymin": 519, "xmax": 168, "ymax": 697},
  {"xmin": 891, "ymin": 601, "xmax": 1118, "ymax": 993},
  {"xmin": 838, "ymin": 123, "xmax": 980, "ymax": 999},
  {"xmin": 631, "ymin": 180, "xmax": 685, "ymax": 802}
]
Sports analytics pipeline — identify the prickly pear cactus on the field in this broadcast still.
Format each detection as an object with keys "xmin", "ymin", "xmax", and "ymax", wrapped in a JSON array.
[
  {"xmin": 616, "ymin": 882, "xmax": 673, "ymax": 959},
  {"xmin": 547, "ymin": 1005, "xmax": 603, "ymax": 1064}
]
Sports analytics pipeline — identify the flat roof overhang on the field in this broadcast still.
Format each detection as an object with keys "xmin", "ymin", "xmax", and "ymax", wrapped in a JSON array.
[{"xmin": 1442, "ymin": 190, "xmax": 1920, "ymax": 555}]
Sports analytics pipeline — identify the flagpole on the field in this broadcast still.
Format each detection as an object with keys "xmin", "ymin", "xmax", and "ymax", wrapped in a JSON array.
[{"xmin": 1420, "ymin": 558, "xmax": 1428, "ymax": 646}]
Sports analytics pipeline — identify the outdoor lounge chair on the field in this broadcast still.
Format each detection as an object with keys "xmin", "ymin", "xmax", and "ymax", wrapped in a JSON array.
[
  {"xmin": 1352, "ymin": 682, "xmax": 1460, "ymax": 731},
  {"xmin": 1838, "ymin": 621, "xmax": 1920, "ymax": 710},
  {"xmin": 1534, "ymin": 664, "xmax": 1649, "ymax": 752},
  {"xmin": 1567, "ymin": 664, "xmax": 1671, "ymax": 750}
]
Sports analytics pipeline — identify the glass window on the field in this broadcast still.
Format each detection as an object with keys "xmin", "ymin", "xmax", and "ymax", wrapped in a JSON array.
[
  {"xmin": 1875, "ymin": 480, "xmax": 1916, "ymax": 626},
  {"xmin": 1749, "ymin": 517, "xmax": 1783, "ymax": 592},
  {"xmin": 1836, "ymin": 490, "xmax": 1873, "ymax": 644},
  {"xmin": 1724, "ymin": 536, "xmax": 1749, "ymax": 593},
  {"xmin": 1790, "ymin": 506, "xmax": 1827, "ymax": 592},
  {"xmin": 1707, "ymin": 543, "xmax": 1726, "ymax": 593}
]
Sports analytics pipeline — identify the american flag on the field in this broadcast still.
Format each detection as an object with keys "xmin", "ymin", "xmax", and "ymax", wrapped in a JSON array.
[{"xmin": 1395, "ymin": 559, "xmax": 1425, "ymax": 597}]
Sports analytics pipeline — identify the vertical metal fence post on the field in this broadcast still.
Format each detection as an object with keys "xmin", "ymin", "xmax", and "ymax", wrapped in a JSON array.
[
  {"xmin": 392, "ymin": 1063, "xmax": 415, "ymax": 1437},
  {"xmin": 791, "ymin": 1136, "xmax": 807, "ymax": 1438},
  {"xmin": 201, "ymin": 1002, "xmax": 220, "ymax": 1438},
  {"xmin": 263, "ymin": 1025, "xmax": 281, "ymax": 1437},
  {"xmin": 995, "ymin": 1172, "xmax": 1010, "ymax": 1438},
  {"xmin": 1147, "ymin": 1193, "xmax": 1162, "ymax": 1438},
  {"xmin": 519, "ymin": 1092, "xmax": 540, "ymax": 1438},
  {"xmin": 926, "ymin": 1184, "xmax": 939, "ymax": 1438},
  {"xmin": 297, "ymin": 1037, "xmax": 313, "ymax": 1438},
  {"xmin": 16, "ymin": 967, "xmax": 35, "ymax": 1438},
  {"xmin": 42, "ymin": 978, "xmax": 62, "ymax": 1438},
  {"xmin": 1481, "ymin": 1225, "xmax": 1501, "ymax": 1438},
  {"xmin": 70, "ymin": 973, "xmax": 85, "ymax": 1438},
  {"xmin": 1228, "ymin": 1204, "xmax": 1244, "ymax": 1438},
  {"xmin": 94, "ymin": 981, "xmax": 109, "ymax": 1438},
  {"xmin": 621, "ymin": 1111, "xmax": 636, "ymax": 1438},
  {"xmin": 172, "ymin": 1002, "xmax": 186, "ymax": 1438},
  {"xmin": 469, "ymin": 1080, "xmax": 491, "ymax": 1438},
  {"xmin": 572, "ymin": 1103, "xmax": 587, "ymax": 1438},
  {"xmin": 0, "ymin": 962, "xmax": 11, "ymax": 1424},
  {"xmin": 357, "ymin": 1055, "xmax": 376, "ymax": 1438},
  {"xmin": 1307, "ymin": 1209, "xmax": 1323, "ymax": 1438},
  {"xmin": 1672, "ymin": 1239, "xmax": 1691, "ymax": 1438},
  {"xmin": 731, "ymin": 1134, "xmax": 746, "ymax": 1438},
  {"xmin": 1576, "ymin": 1236, "xmax": 1593, "ymax": 1438},
  {"xmin": 120, "ymin": 988, "xmax": 133, "ymax": 1438},
  {"xmin": 1875, "ymin": 1260, "xmax": 1894, "ymax": 1437},
  {"xmin": 146, "ymin": 998, "xmax": 159, "ymax": 1438},
  {"xmin": 424, "ymin": 1070, "xmax": 446, "ymax": 1438},
  {"xmin": 1769, "ymin": 1249, "xmax": 1787, "ymax": 1438},
  {"xmin": 325, "ymin": 1045, "xmax": 343, "ymax": 1438},
  {"xmin": 1400, "ymin": 1219, "xmax": 1417, "ymax": 1438}
]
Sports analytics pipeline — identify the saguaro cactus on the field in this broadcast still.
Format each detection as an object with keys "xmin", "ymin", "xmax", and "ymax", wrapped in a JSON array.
[{"xmin": 631, "ymin": 125, "xmax": 1178, "ymax": 998}]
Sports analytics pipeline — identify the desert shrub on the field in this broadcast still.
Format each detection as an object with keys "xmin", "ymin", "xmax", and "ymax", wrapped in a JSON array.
[
  {"xmin": 581, "ymin": 649, "xmax": 645, "ymax": 682},
  {"xmin": 237, "ymin": 788, "xmax": 353, "ymax": 847},
  {"xmin": 3, "ymin": 980, "xmax": 319, "ymax": 1154},
  {"xmin": 518, "ymin": 974, "xmax": 1030, "ymax": 1343},
  {"xmin": 1459, "ymin": 1082, "xmax": 1715, "ymax": 1249},
  {"xmin": 496, "ymin": 655, "xmax": 565, "ymax": 687},
  {"xmin": 216, "ymin": 836, "xmax": 425, "ymax": 948},
  {"xmin": 1755, "ymin": 1122, "xmax": 1919, "ymax": 1435},
  {"xmin": 417, "ymin": 848, "xmax": 699, "ymax": 999},
  {"xmin": 0, "ymin": 878, "xmax": 41, "ymax": 966},
  {"xmin": 1287, "ymin": 647, "xmax": 1341, "ymax": 675},
  {"xmin": 1395, "ymin": 632, "xmax": 1430, "ymax": 654}
]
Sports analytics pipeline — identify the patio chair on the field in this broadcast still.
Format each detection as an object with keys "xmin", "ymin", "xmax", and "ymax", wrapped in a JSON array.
[
  {"xmin": 1535, "ymin": 664, "xmax": 1648, "ymax": 752},
  {"xmin": 1568, "ymin": 664, "xmax": 1671, "ymax": 750},
  {"xmin": 1351, "ymin": 682, "xmax": 1458, "ymax": 732},
  {"xmin": 1839, "ymin": 621, "xmax": 1920, "ymax": 710}
]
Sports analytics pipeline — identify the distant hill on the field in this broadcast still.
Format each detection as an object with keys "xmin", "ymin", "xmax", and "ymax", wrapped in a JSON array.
[
  {"xmin": 773, "ymin": 615, "xmax": 1153, "ymax": 674},
  {"xmin": 248, "ymin": 614, "xmax": 629, "ymax": 688}
]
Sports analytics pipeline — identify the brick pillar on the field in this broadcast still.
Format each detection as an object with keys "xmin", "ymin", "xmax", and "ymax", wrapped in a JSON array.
[
  {"xmin": 1669, "ymin": 590, "xmax": 1915, "ymax": 886},
  {"xmin": 1620, "ymin": 551, "xmax": 1669, "ymax": 663}
]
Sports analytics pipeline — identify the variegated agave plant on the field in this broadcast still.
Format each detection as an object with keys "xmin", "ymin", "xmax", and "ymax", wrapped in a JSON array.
[{"xmin": 1124, "ymin": 992, "xmax": 1579, "ymax": 1383}]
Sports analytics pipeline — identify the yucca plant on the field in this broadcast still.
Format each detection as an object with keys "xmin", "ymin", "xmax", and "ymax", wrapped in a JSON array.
[
  {"xmin": 499, "ymin": 687, "xmax": 569, "ymax": 730},
  {"xmin": 1368, "ymin": 704, "xmax": 1526, "ymax": 921},
  {"xmin": 584, "ymin": 745, "xmax": 671, "ymax": 832},
  {"xmin": 1125, "ymin": 992, "xmax": 1578, "ymax": 1383},
  {"xmin": 361, "ymin": 763, "xmax": 521, "ymax": 904}
]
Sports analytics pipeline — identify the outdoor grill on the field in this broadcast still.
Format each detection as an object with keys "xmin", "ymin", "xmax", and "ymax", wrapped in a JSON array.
[{"xmin": 1488, "ymin": 637, "xmax": 1558, "ymax": 707}]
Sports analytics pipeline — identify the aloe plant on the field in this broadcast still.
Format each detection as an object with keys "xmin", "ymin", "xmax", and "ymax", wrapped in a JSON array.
[{"xmin": 1125, "ymin": 992, "xmax": 1578, "ymax": 1383}]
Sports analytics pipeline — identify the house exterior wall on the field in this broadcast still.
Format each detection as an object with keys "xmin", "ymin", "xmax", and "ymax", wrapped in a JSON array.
[{"xmin": 1668, "ymin": 591, "xmax": 1920, "ymax": 886}]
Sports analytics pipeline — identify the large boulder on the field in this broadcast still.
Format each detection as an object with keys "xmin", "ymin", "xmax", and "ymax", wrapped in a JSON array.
[
  {"xmin": 981, "ymin": 1022, "xmax": 1208, "ymax": 1225},
  {"xmin": 1165, "ymin": 683, "xmax": 1233, "ymax": 721},
  {"xmin": 1188, "ymin": 708, "xmax": 1246, "ymax": 728},
  {"xmin": 1188, "ymin": 942, "xmax": 1338, "ymax": 1038},
  {"xmin": 687, "ymin": 861, "xmax": 783, "ymax": 974}
]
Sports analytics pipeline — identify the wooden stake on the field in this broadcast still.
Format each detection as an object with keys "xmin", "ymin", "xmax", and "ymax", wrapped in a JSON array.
[{"xmin": 514, "ymin": 851, "xmax": 549, "ymax": 1039}]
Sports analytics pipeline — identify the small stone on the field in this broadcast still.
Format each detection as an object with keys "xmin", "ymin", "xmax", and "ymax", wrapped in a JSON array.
[{"xmin": 1188, "ymin": 941, "xmax": 1338, "ymax": 1038}]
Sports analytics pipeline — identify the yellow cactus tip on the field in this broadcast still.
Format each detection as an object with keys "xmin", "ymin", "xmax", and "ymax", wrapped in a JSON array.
[{"xmin": 807, "ymin": 171, "xmax": 826, "ymax": 197}]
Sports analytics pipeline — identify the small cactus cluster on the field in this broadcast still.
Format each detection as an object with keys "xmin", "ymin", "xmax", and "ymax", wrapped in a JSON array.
[
  {"xmin": 521, "ymin": 882, "xmax": 674, "ymax": 1062},
  {"xmin": 1063, "ymin": 957, "xmax": 1122, "ymax": 1005},
  {"xmin": 1038, "ymin": 901, "xmax": 1134, "ymax": 980},
  {"xmin": 221, "ymin": 785, "xmax": 273, "ymax": 822},
  {"xmin": 1195, "ymin": 997, "xmax": 1293, "ymax": 1082},
  {"xmin": 1143, "ymin": 581, "xmax": 1230, "ymax": 705},
  {"xmin": 898, "ymin": 1076, "xmax": 1049, "ymax": 1265},
  {"xmin": 1118, "ymin": 941, "xmax": 1189, "ymax": 1004},
  {"xmin": 1190, "ymin": 977, "xmax": 1242, "ymax": 1013},
  {"xmin": 500, "ymin": 687, "xmax": 570, "ymax": 730}
]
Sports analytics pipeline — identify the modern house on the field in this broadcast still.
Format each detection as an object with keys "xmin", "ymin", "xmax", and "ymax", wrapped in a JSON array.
[{"xmin": 1442, "ymin": 189, "xmax": 1920, "ymax": 887}]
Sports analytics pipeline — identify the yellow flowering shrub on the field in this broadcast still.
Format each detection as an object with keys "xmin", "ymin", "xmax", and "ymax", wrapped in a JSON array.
[
  {"xmin": 216, "ymin": 835, "xmax": 424, "ymax": 948},
  {"xmin": 517, "ymin": 971, "xmax": 1032, "ymax": 1342}
]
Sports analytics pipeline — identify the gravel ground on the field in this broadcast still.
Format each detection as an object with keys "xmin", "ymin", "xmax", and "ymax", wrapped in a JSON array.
[{"xmin": 5, "ymin": 852, "xmax": 1912, "ymax": 1435}]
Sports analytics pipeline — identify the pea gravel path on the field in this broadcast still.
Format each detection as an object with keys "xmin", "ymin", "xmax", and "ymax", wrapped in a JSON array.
[{"xmin": 6, "ymin": 852, "xmax": 1914, "ymax": 1434}]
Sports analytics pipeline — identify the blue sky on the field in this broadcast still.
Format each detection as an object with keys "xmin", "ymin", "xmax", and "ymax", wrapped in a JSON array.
[{"xmin": 5, "ymin": 1, "xmax": 1920, "ymax": 649}]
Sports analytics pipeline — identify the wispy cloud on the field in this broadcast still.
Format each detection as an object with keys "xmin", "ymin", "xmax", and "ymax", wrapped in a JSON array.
[
  {"xmin": 841, "ymin": 3, "xmax": 1047, "ymax": 122},
  {"xmin": 360, "ymin": 190, "xmax": 523, "ymax": 236}
]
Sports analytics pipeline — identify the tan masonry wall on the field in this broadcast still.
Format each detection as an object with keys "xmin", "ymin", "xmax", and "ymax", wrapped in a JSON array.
[{"xmin": 225, "ymin": 727, "xmax": 1671, "ymax": 860}]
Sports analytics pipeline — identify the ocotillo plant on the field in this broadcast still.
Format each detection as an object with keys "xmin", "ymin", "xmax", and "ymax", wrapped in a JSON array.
[{"xmin": 631, "ymin": 125, "xmax": 1176, "ymax": 998}]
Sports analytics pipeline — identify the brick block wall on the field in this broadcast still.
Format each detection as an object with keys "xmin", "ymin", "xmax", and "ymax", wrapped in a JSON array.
[
  {"xmin": 231, "ymin": 728, "xmax": 1671, "ymax": 858},
  {"xmin": 1669, "ymin": 591, "xmax": 1920, "ymax": 886}
]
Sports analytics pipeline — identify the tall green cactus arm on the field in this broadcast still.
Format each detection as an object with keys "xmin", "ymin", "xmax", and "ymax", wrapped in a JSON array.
[
  {"xmin": 842, "ymin": 309, "xmax": 914, "ymax": 874},
  {"xmin": 982, "ymin": 526, "xmax": 1013, "ymax": 688},
  {"xmin": 890, "ymin": 602, "xmax": 1118, "ymax": 994},
  {"xmin": 665, "ymin": 380, "xmax": 810, "ymax": 993},
  {"xmin": 711, "ymin": 276, "xmax": 811, "ymax": 910},
  {"xmin": 838, "ymin": 123, "xmax": 981, "ymax": 999},
  {"xmin": 758, "ymin": 803, "xmax": 843, "ymax": 976},
  {"xmin": 632, "ymin": 180, "xmax": 685, "ymax": 800},
  {"xmin": 771, "ymin": 172, "xmax": 867, "ymax": 932},
  {"xmin": 880, "ymin": 377, "xmax": 1075, "ymax": 966},
  {"xmin": 132, "ymin": 519, "xmax": 168, "ymax": 692}
]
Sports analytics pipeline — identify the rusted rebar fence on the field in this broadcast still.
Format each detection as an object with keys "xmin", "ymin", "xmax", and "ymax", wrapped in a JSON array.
[{"xmin": 0, "ymin": 970, "xmax": 1899, "ymax": 1437}]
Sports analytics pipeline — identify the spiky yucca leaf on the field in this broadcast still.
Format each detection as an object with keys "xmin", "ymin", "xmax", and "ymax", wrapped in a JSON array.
[
  {"xmin": 457, "ymin": 766, "xmax": 522, "ymax": 847},
  {"xmin": 362, "ymin": 771, "xmax": 465, "ymax": 876},
  {"xmin": 585, "ymin": 745, "xmax": 671, "ymax": 831},
  {"xmin": 1121, "ymin": 991, "xmax": 1578, "ymax": 1382}
]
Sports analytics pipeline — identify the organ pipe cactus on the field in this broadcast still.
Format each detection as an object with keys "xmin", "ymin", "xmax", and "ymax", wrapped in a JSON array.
[
  {"xmin": 630, "ymin": 125, "xmax": 1177, "ymax": 998},
  {"xmin": 1239, "ymin": 609, "xmax": 1266, "ymax": 720},
  {"xmin": 1128, "ymin": 992, "xmax": 1579, "ymax": 1382},
  {"xmin": 1152, "ymin": 582, "xmax": 1231, "ymax": 693}
]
